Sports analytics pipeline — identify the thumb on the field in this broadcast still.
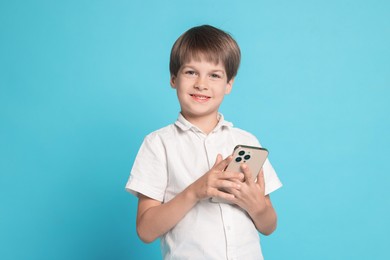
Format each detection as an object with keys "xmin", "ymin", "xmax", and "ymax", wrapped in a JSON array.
[{"xmin": 213, "ymin": 154, "xmax": 223, "ymax": 167}]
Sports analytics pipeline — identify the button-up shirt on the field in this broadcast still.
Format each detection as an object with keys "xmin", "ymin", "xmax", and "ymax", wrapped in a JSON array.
[{"xmin": 126, "ymin": 113, "xmax": 282, "ymax": 260}]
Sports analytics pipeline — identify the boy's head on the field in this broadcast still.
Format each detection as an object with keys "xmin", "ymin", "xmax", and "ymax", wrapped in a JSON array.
[{"xmin": 170, "ymin": 25, "xmax": 241, "ymax": 82}]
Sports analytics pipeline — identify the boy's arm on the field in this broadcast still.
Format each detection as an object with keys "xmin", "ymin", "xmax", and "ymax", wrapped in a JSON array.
[
  {"xmin": 247, "ymin": 194, "xmax": 277, "ymax": 236},
  {"xmin": 136, "ymin": 154, "xmax": 243, "ymax": 243},
  {"xmin": 228, "ymin": 166, "xmax": 278, "ymax": 235}
]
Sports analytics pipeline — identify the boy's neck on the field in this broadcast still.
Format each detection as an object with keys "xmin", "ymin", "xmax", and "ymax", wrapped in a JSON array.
[{"xmin": 181, "ymin": 112, "xmax": 219, "ymax": 135}]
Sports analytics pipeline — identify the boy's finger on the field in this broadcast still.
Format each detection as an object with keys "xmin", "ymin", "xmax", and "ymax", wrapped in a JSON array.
[
  {"xmin": 214, "ymin": 155, "xmax": 232, "ymax": 171},
  {"xmin": 216, "ymin": 179, "xmax": 241, "ymax": 190},
  {"xmin": 214, "ymin": 190, "xmax": 236, "ymax": 201},
  {"xmin": 241, "ymin": 163, "xmax": 253, "ymax": 183},
  {"xmin": 256, "ymin": 168, "xmax": 265, "ymax": 189},
  {"xmin": 219, "ymin": 171, "xmax": 244, "ymax": 181}
]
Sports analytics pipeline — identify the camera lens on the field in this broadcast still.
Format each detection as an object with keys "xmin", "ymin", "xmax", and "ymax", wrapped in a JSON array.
[
  {"xmin": 235, "ymin": 157, "xmax": 242, "ymax": 162},
  {"xmin": 238, "ymin": 150, "xmax": 245, "ymax": 156},
  {"xmin": 244, "ymin": 155, "xmax": 251, "ymax": 160}
]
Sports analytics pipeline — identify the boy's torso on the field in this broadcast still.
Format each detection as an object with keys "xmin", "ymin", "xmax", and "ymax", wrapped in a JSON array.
[
  {"xmin": 154, "ymin": 115, "xmax": 264, "ymax": 259},
  {"xmin": 127, "ymin": 114, "xmax": 278, "ymax": 259}
]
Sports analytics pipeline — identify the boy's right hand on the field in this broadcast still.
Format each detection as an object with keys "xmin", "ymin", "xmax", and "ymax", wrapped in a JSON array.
[{"xmin": 188, "ymin": 154, "xmax": 244, "ymax": 201}]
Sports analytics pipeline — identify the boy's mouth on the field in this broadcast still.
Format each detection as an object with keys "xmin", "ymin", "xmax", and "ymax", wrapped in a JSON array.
[{"xmin": 190, "ymin": 94, "xmax": 211, "ymax": 102}]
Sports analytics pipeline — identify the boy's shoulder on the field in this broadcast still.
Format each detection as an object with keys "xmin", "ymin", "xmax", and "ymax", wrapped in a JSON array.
[
  {"xmin": 229, "ymin": 124, "xmax": 261, "ymax": 147},
  {"xmin": 143, "ymin": 123, "xmax": 176, "ymax": 143},
  {"xmin": 231, "ymin": 126, "xmax": 259, "ymax": 140},
  {"xmin": 230, "ymin": 126, "xmax": 257, "ymax": 138}
]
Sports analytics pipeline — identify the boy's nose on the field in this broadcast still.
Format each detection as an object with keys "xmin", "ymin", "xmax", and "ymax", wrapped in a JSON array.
[{"xmin": 194, "ymin": 78, "xmax": 208, "ymax": 90}]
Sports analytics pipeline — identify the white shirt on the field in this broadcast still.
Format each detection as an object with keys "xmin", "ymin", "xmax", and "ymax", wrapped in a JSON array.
[{"xmin": 126, "ymin": 113, "xmax": 282, "ymax": 260}]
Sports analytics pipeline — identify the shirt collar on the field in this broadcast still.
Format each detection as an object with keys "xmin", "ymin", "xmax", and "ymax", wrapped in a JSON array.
[{"xmin": 175, "ymin": 113, "xmax": 233, "ymax": 133}]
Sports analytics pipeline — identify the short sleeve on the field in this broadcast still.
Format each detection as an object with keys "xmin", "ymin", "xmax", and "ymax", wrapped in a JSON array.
[
  {"xmin": 252, "ymin": 138, "xmax": 283, "ymax": 195},
  {"xmin": 262, "ymin": 158, "xmax": 282, "ymax": 195},
  {"xmin": 125, "ymin": 133, "xmax": 168, "ymax": 202}
]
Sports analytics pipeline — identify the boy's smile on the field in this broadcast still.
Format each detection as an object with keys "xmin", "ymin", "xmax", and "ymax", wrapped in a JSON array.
[
  {"xmin": 170, "ymin": 59, "xmax": 234, "ymax": 131},
  {"xmin": 190, "ymin": 93, "xmax": 211, "ymax": 102}
]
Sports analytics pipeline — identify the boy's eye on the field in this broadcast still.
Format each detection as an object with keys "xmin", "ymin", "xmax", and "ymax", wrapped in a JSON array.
[
  {"xmin": 210, "ymin": 73, "xmax": 222, "ymax": 79},
  {"xmin": 185, "ymin": 70, "xmax": 197, "ymax": 76}
]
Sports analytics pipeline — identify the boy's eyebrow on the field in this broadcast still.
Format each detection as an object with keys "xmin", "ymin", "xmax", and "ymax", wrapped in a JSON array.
[
  {"xmin": 209, "ymin": 70, "xmax": 226, "ymax": 76},
  {"xmin": 181, "ymin": 65, "xmax": 194, "ymax": 69},
  {"xmin": 182, "ymin": 66, "xmax": 226, "ymax": 74}
]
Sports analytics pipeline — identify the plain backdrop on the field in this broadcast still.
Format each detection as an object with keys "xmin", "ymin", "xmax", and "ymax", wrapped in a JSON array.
[{"xmin": 1, "ymin": 0, "xmax": 389, "ymax": 259}]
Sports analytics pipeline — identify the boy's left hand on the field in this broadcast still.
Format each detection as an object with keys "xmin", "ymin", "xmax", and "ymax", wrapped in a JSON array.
[
  {"xmin": 228, "ymin": 164, "xmax": 268, "ymax": 215},
  {"xmin": 226, "ymin": 164, "xmax": 277, "ymax": 235}
]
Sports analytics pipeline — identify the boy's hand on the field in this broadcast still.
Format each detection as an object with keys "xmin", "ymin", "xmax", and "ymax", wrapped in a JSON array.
[
  {"xmin": 228, "ymin": 165, "xmax": 268, "ymax": 216},
  {"xmin": 188, "ymin": 154, "xmax": 244, "ymax": 201}
]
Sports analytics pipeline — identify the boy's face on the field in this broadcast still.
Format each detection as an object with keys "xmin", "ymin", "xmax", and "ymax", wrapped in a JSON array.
[{"xmin": 170, "ymin": 58, "xmax": 234, "ymax": 122}]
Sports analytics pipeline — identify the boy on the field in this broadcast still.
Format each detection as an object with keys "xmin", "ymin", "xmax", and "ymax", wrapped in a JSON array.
[{"xmin": 126, "ymin": 25, "xmax": 282, "ymax": 259}]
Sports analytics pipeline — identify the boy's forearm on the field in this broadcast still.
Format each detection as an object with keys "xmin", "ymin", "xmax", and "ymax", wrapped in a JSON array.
[
  {"xmin": 137, "ymin": 186, "xmax": 199, "ymax": 243},
  {"xmin": 247, "ymin": 196, "xmax": 277, "ymax": 235}
]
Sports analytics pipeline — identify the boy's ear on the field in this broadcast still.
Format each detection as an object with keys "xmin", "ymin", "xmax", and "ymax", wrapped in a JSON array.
[
  {"xmin": 170, "ymin": 75, "xmax": 176, "ymax": 89},
  {"xmin": 225, "ymin": 77, "xmax": 234, "ymax": 94}
]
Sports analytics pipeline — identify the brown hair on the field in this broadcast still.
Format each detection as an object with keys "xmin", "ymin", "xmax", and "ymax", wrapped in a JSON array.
[{"xmin": 169, "ymin": 25, "xmax": 241, "ymax": 82}]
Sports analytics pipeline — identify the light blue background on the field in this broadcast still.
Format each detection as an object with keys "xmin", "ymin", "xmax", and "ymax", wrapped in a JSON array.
[{"xmin": 1, "ymin": 0, "xmax": 389, "ymax": 259}]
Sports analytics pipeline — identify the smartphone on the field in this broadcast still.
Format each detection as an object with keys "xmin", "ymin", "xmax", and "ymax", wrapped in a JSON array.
[{"xmin": 211, "ymin": 145, "xmax": 269, "ymax": 203}]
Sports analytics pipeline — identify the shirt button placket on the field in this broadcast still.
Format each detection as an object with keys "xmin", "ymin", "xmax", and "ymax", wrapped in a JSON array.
[
  {"xmin": 223, "ymin": 205, "xmax": 237, "ymax": 260},
  {"xmin": 204, "ymin": 135, "xmax": 214, "ymax": 169}
]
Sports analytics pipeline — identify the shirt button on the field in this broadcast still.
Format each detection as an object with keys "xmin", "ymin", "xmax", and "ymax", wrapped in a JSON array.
[{"xmin": 226, "ymin": 226, "xmax": 231, "ymax": 231}]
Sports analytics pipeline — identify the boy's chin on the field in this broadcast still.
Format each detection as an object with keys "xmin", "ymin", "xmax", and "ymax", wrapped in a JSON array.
[{"xmin": 181, "ymin": 110, "xmax": 219, "ymax": 119}]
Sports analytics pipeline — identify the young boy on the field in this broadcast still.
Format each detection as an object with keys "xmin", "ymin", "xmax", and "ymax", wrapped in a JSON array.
[{"xmin": 126, "ymin": 25, "xmax": 282, "ymax": 259}]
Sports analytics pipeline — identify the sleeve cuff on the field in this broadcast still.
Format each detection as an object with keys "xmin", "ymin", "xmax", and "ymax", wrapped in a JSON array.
[{"xmin": 125, "ymin": 176, "xmax": 165, "ymax": 202}]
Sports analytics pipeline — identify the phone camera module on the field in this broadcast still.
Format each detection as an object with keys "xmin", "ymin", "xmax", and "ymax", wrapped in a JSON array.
[
  {"xmin": 235, "ymin": 157, "xmax": 242, "ymax": 162},
  {"xmin": 244, "ymin": 155, "xmax": 251, "ymax": 160},
  {"xmin": 238, "ymin": 150, "xmax": 245, "ymax": 156}
]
